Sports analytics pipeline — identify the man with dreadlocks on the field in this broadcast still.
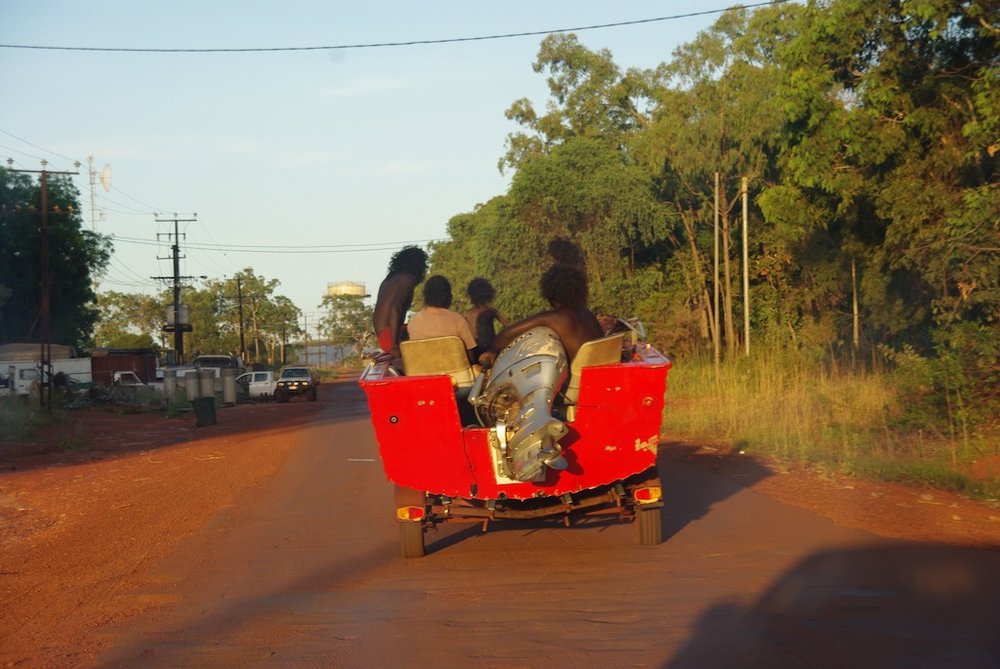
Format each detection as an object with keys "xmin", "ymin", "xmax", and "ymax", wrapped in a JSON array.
[{"xmin": 372, "ymin": 245, "xmax": 428, "ymax": 362}]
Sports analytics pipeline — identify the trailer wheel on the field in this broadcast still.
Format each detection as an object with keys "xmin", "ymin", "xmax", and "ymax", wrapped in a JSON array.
[
  {"xmin": 400, "ymin": 521, "xmax": 425, "ymax": 558},
  {"xmin": 634, "ymin": 506, "xmax": 662, "ymax": 546}
]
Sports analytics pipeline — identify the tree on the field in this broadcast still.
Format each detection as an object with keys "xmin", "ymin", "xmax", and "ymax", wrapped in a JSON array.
[
  {"xmin": 259, "ymin": 296, "xmax": 302, "ymax": 365},
  {"xmin": 318, "ymin": 294, "xmax": 373, "ymax": 360},
  {"xmin": 0, "ymin": 167, "xmax": 111, "ymax": 350},
  {"xmin": 93, "ymin": 291, "xmax": 164, "ymax": 349},
  {"xmin": 501, "ymin": 33, "xmax": 657, "ymax": 172}
]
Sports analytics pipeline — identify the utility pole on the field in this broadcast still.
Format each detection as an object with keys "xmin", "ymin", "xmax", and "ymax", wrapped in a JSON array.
[
  {"xmin": 153, "ymin": 214, "xmax": 198, "ymax": 365},
  {"xmin": 303, "ymin": 313, "xmax": 310, "ymax": 365},
  {"xmin": 5, "ymin": 159, "xmax": 80, "ymax": 410},
  {"xmin": 236, "ymin": 276, "xmax": 246, "ymax": 363},
  {"xmin": 742, "ymin": 176, "xmax": 750, "ymax": 356},
  {"xmin": 713, "ymin": 172, "xmax": 721, "ymax": 374}
]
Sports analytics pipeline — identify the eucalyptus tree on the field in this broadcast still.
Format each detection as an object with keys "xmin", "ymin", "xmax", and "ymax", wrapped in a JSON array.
[
  {"xmin": 212, "ymin": 269, "xmax": 284, "ymax": 363},
  {"xmin": 493, "ymin": 34, "xmax": 670, "ymax": 322},
  {"xmin": 633, "ymin": 2, "xmax": 804, "ymax": 356},
  {"xmin": 259, "ymin": 295, "xmax": 301, "ymax": 365},
  {"xmin": 501, "ymin": 33, "xmax": 656, "ymax": 172},
  {"xmin": 93, "ymin": 291, "xmax": 165, "ymax": 349},
  {"xmin": 318, "ymin": 294, "xmax": 373, "ymax": 360}
]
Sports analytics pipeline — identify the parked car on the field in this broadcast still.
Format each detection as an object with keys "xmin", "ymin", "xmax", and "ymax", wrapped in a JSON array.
[
  {"xmin": 274, "ymin": 366, "xmax": 319, "ymax": 402},
  {"xmin": 236, "ymin": 370, "xmax": 277, "ymax": 400}
]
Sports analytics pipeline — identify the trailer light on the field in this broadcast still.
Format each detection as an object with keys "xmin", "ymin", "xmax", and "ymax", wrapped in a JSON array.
[
  {"xmin": 633, "ymin": 486, "xmax": 662, "ymax": 504},
  {"xmin": 396, "ymin": 506, "xmax": 425, "ymax": 521}
]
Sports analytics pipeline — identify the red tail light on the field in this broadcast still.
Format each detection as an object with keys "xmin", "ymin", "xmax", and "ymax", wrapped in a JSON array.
[
  {"xmin": 396, "ymin": 506, "xmax": 425, "ymax": 521},
  {"xmin": 633, "ymin": 486, "xmax": 662, "ymax": 504}
]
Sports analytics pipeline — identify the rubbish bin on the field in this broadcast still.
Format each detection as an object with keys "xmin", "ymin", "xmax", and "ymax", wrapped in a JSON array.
[{"xmin": 191, "ymin": 396, "xmax": 217, "ymax": 427}]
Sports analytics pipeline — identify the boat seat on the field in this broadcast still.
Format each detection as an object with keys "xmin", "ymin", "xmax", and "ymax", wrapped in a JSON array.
[
  {"xmin": 563, "ymin": 333, "xmax": 626, "ymax": 421},
  {"xmin": 400, "ymin": 336, "xmax": 476, "ymax": 397}
]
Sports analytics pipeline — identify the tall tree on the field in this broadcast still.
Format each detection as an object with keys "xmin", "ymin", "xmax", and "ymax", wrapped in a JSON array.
[
  {"xmin": 0, "ymin": 167, "xmax": 111, "ymax": 350},
  {"xmin": 501, "ymin": 33, "xmax": 656, "ymax": 172},
  {"xmin": 93, "ymin": 291, "xmax": 164, "ymax": 349},
  {"xmin": 318, "ymin": 294, "xmax": 373, "ymax": 360}
]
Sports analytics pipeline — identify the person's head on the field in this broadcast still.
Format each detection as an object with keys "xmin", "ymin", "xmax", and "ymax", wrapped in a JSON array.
[
  {"xmin": 540, "ymin": 263, "xmax": 588, "ymax": 310},
  {"xmin": 387, "ymin": 246, "xmax": 428, "ymax": 281},
  {"xmin": 466, "ymin": 277, "xmax": 496, "ymax": 307},
  {"xmin": 547, "ymin": 237, "xmax": 585, "ymax": 268},
  {"xmin": 422, "ymin": 275, "xmax": 453, "ymax": 308}
]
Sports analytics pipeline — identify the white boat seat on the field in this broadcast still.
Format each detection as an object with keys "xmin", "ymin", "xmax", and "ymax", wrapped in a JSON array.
[
  {"xmin": 400, "ymin": 336, "xmax": 476, "ymax": 395},
  {"xmin": 563, "ymin": 333, "xmax": 626, "ymax": 420}
]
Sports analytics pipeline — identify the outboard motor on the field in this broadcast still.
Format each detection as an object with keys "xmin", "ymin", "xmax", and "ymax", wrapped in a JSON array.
[{"xmin": 471, "ymin": 327, "xmax": 569, "ymax": 482}]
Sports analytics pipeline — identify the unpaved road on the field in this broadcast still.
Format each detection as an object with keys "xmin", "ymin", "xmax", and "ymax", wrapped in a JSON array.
[{"xmin": 2, "ymin": 376, "xmax": 999, "ymax": 668}]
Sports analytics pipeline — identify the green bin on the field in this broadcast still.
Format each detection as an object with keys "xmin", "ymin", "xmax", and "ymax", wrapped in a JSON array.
[{"xmin": 191, "ymin": 396, "xmax": 217, "ymax": 427}]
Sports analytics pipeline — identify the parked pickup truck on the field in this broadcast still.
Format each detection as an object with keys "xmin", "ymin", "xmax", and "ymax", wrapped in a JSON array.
[{"xmin": 236, "ymin": 370, "xmax": 277, "ymax": 400}]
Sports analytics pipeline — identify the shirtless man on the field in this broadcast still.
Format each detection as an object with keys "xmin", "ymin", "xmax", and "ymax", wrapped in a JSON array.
[
  {"xmin": 372, "ymin": 246, "xmax": 428, "ymax": 361},
  {"xmin": 478, "ymin": 262, "xmax": 603, "ymax": 368}
]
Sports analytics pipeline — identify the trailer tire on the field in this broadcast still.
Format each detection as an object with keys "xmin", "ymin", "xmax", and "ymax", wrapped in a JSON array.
[
  {"xmin": 634, "ymin": 506, "xmax": 662, "ymax": 546},
  {"xmin": 400, "ymin": 521, "xmax": 425, "ymax": 558}
]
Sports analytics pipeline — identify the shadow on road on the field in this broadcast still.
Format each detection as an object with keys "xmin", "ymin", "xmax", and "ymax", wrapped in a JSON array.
[
  {"xmin": 414, "ymin": 439, "xmax": 776, "ymax": 555},
  {"xmin": 663, "ymin": 541, "xmax": 1000, "ymax": 668},
  {"xmin": 658, "ymin": 440, "xmax": 774, "ymax": 541}
]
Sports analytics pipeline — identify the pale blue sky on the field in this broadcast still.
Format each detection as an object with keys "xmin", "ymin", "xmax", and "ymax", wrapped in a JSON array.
[{"xmin": 1, "ymin": 1, "xmax": 725, "ymax": 329}]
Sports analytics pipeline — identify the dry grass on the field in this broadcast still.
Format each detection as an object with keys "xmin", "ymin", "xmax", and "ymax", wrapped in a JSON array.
[{"xmin": 662, "ymin": 350, "xmax": 999, "ymax": 500}]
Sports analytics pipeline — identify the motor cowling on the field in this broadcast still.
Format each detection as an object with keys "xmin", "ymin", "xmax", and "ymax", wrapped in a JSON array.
[{"xmin": 472, "ymin": 327, "xmax": 569, "ymax": 481}]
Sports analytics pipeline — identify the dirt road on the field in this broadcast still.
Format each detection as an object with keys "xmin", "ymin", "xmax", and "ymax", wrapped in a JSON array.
[{"xmin": 2, "ymin": 377, "xmax": 999, "ymax": 667}]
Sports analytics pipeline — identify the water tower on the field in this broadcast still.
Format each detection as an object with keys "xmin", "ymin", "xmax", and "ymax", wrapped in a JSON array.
[{"xmin": 325, "ymin": 281, "xmax": 367, "ymax": 298}]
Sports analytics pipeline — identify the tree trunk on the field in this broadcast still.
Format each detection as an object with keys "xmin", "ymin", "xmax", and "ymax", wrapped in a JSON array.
[
  {"xmin": 851, "ymin": 257, "xmax": 860, "ymax": 352},
  {"xmin": 679, "ymin": 209, "xmax": 717, "ymax": 349}
]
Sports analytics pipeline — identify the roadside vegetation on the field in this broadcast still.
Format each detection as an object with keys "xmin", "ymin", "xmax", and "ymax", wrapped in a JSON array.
[{"xmin": 665, "ymin": 350, "xmax": 1000, "ymax": 503}]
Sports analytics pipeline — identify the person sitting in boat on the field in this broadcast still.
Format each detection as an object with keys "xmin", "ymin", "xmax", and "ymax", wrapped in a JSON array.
[
  {"xmin": 372, "ymin": 246, "xmax": 428, "ymax": 363},
  {"xmin": 477, "ymin": 262, "xmax": 603, "ymax": 369},
  {"xmin": 464, "ymin": 277, "xmax": 507, "ymax": 359},
  {"xmin": 407, "ymin": 275, "xmax": 477, "ymax": 363}
]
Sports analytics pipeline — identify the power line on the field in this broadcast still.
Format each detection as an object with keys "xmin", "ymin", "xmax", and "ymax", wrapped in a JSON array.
[
  {"xmin": 0, "ymin": 129, "xmax": 79, "ymax": 164},
  {"xmin": 111, "ymin": 235, "xmax": 443, "ymax": 253},
  {"xmin": 0, "ymin": 2, "xmax": 788, "ymax": 53}
]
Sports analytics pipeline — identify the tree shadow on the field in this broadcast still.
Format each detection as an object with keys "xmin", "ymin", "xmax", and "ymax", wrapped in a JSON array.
[
  {"xmin": 663, "ymin": 542, "xmax": 1000, "ymax": 668},
  {"xmin": 658, "ymin": 440, "xmax": 774, "ymax": 541}
]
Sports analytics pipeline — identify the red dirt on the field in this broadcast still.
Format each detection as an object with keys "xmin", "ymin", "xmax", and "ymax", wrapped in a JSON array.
[{"xmin": 1, "ymin": 394, "xmax": 998, "ymax": 666}]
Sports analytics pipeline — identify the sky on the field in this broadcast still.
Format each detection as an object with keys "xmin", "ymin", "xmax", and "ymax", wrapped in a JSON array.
[{"xmin": 1, "ymin": 1, "xmax": 728, "ymax": 335}]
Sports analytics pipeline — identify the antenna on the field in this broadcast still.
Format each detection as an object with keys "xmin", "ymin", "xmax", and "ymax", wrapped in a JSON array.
[{"xmin": 100, "ymin": 164, "xmax": 112, "ymax": 192}]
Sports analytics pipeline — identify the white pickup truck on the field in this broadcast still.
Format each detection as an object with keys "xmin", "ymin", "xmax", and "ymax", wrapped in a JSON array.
[{"xmin": 236, "ymin": 370, "xmax": 277, "ymax": 400}]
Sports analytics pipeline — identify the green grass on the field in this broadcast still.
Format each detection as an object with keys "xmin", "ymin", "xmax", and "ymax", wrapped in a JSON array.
[
  {"xmin": 0, "ymin": 396, "xmax": 67, "ymax": 443},
  {"xmin": 662, "ymin": 350, "xmax": 1000, "ymax": 503}
]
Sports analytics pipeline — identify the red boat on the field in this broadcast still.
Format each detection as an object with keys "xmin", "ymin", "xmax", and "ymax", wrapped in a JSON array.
[{"xmin": 359, "ymin": 322, "xmax": 672, "ymax": 557}]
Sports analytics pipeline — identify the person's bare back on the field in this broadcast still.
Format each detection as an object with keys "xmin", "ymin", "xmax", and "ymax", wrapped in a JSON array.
[
  {"xmin": 372, "ymin": 246, "xmax": 428, "ymax": 359},
  {"xmin": 480, "ymin": 263, "xmax": 602, "ymax": 366}
]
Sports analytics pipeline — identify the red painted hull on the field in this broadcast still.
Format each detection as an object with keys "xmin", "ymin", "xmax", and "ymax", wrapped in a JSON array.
[{"xmin": 360, "ymin": 352, "xmax": 671, "ymax": 502}]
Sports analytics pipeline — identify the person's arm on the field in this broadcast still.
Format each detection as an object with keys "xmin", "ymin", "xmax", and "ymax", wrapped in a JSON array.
[
  {"xmin": 477, "ymin": 312, "xmax": 549, "ymax": 368},
  {"xmin": 492, "ymin": 307, "xmax": 510, "ymax": 328}
]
